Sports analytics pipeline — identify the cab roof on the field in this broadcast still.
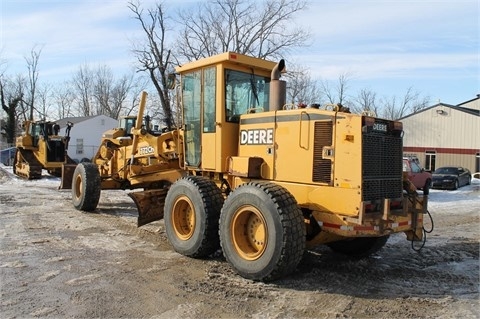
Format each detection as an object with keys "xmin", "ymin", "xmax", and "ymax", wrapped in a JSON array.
[{"xmin": 175, "ymin": 52, "xmax": 277, "ymax": 74}]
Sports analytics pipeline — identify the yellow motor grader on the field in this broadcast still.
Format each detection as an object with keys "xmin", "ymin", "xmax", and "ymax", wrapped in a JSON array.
[
  {"xmin": 14, "ymin": 120, "xmax": 74, "ymax": 179},
  {"xmin": 67, "ymin": 52, "xmax": 429, "ymax": 281}
]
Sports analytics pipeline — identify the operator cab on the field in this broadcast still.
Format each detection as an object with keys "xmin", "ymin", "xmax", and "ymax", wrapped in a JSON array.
[
  {"xmin": 119, "ymin": 116, "xmax": 137, "ymax": 137},
  {"xmin": 176, "ymin": 52, "xmax": 276, "ymax": 172}
]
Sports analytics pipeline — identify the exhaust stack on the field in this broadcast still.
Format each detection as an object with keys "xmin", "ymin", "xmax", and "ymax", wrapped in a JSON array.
[{"xmin": 269, "ymin": 59, "xmax": 286, "ymax": 111}]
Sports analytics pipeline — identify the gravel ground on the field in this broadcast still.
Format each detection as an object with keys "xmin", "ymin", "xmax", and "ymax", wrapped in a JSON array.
[{"xmin": 0, "ymin": 166, "xmax": 479, "ymax": 318}]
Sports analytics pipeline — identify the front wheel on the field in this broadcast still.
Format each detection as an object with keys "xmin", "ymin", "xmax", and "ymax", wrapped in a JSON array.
[
  {"xmin": 72, "ymin": 162, "xmax": 101, "ymax": 211},
  {"xmin": 219, "ymin": 182, "xmax": 305, "ymax": 281},
  {"xmin": 164, "ymin": 176, "xmax": 224, "ymax": 258}
]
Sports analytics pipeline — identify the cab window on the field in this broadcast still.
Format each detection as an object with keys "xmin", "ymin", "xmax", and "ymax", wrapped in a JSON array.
[
  {"xmin": 225, "ymin": 69, "xmax": 270, "ymax": 123},
  {"xmin": 203, "ymin": 67, "xmax": 216, "ymax": 133}
]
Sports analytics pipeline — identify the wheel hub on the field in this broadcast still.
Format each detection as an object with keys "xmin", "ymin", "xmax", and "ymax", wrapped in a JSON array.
[
  {"xmin": 231, "ymin": 206, "xmax": 267, "ymax": 260},
  {"xmin": 172, "ymin": 196, "xmax": 196, "ymax": 240}
]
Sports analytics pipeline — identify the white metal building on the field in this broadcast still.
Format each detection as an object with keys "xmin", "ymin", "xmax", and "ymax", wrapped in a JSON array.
[
  {"xmin": 56, "ymin": 115, "xmax": 118, "ymax": 163},
  {"xmin": 400, "ymin": 95, "xmax": 480, "ymax": 174}
]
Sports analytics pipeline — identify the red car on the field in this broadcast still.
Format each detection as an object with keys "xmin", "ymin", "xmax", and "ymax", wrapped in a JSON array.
[{"xmin": 403, "ymin": 157, "xmax": 432, "ymax": 194}]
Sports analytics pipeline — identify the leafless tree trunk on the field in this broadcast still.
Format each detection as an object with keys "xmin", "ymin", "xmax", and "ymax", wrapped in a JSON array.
[
  {"xmin": 25, "ymin": 45, "xmax": 43, "ymax": 120},
  {"xmin": 52, "ymin": 83, "xmax": 74, "ymax": 119},
  {"xmin": 0, "ymin": 76, "xmax": 23, "ymax": 144},
  {"xmin": 177, "ymin": 0, "xmax": 309, "ymax": 61},
  {"xmin": 129, "ymin": 0, "xmax": 176, "ymax": 130},
  {"xmin": 71, "ymin": 64, "xmax": 94, "ymax": 116},
  {"xmin": 93, "ymin": 65, "xmax": 113, "ymax": 116},
  {"xmin": 13, "ymin": 74, "xmax": 28, "ymax": 123},
  {"xmin": 36, "ymin": 83, "xmax": 52, "ymax": 120}
]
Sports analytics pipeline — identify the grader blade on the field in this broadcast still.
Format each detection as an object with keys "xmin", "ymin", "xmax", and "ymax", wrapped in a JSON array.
[
  {"xmin": 59, "ymin": 163, "xmax": 77, "ymax": 189},
  {"xmin": 128, "ymin": 189, "xmax": 168, "ymax": 227}
]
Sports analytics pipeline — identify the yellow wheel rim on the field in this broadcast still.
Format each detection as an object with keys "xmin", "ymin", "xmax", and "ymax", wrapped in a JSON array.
[
  {"xmin": 171, "ymin": 196, "xmax": 196, "ymax": 240},
  {"xmin": 73, "ymin": 174, "xmax": 82, "ymax": 200},
  {"xmin": 231, "ymin": 206, "xmax": 267, "ymax": 261}
]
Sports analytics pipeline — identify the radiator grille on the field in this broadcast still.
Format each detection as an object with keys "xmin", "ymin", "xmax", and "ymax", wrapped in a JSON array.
[
  {"xmin": 362, "ymin": 129, "xmax": 403, "ymax": 201},
  {"xmin": 312, "ymin": 121, "xmax": 333, "ymax": 183}
]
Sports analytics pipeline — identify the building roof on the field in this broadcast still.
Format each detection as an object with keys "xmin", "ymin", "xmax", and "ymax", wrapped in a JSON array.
[
  {"xmin": 54, "ymin": 115, "xmax": 116, "ymax": 128},
  {"xmin": 457, "ymin": 94, "xmax": 480, "ymax": 107},
  {"xmin": 399, "ymin": 97, "xmax": 480, "ymax": 120}
]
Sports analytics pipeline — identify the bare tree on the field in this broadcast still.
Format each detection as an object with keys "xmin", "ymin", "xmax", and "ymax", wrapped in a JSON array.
[
  {"xmin": 71, "ymin": 64, "xmax": 94, "ymax": 116},
  {"xmin": 70, "ymin": 63, "xmax": 138, "ymax": 119},
  {"xmin": 93, "ymin": 65, "xmax": 113, "ymax": 116},
  {"xmin": 129, "ymin": 0, "xmax": 176, "ymax": 130},
  {"xmin": 0, "ymin": 75, "xmax": 23, "ymax": 145},
  {"xmin": 380, "ymin": 87, "xmax": 430, "ymax": 120},
  {"xmin": 52, "ymin": 83, "xmax": 75, "ymax": 119},
  {"xmin": 285, "ymin": 64, "xmax": 322, "ymax": 107},
  {"xmin": 24, "ymin": 45, "xmax": 43, "ymax": 120},
  {"xmin": 320, "ymin": 72, "xmax": 352, "ymax": 107},
  {"xmin": 36, "ymin": 83, "xmax": 53, "ymax": 119},
  {"xmin": 353, "ymin": 88, "xmax": 379, "ymax": 115},
  {"xmin": 108, "ymin": 73, "xmax": 135, "ymax": 119},
  {"xmin": 13, "ymin": 74, "xmax": 28, "ymax": 123},
  {"xmin": 177, "ymin": 0, "xmax": 309, "ymax": 61}
]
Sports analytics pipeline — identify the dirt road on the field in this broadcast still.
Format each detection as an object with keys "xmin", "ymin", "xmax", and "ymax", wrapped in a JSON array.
[{"xmin": 1, "ymin": 167, "xmax": 479, "ymax": 318}]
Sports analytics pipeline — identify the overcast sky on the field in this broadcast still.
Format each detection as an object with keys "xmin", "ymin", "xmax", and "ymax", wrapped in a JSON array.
[{"xmin": 0, "ymin": 0, "xmax": 478, "ymax": 106}]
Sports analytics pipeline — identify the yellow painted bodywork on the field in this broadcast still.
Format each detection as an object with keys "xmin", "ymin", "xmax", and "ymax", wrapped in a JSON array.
[{"xmin": 172, "ymin": 51, "xmax": 424, "ymax": 245}]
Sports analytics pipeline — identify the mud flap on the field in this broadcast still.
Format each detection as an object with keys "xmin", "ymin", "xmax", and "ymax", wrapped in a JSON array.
[
  {"xmin": 59, "ymin": 163, "xmax": 77, "ymax": 189},
  {"xmin": 128, "ymin": 189, "xmax": 168, "ymax": 227}
]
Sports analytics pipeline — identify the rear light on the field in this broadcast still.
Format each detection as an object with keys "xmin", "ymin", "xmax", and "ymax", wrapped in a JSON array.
[
  {"xmin": 392, "ymin": 121, "xmax": 403, "ymax": 131},
  {"xmin": 363, "ymin": 116, "xmax": 375, "ymax": 127}
]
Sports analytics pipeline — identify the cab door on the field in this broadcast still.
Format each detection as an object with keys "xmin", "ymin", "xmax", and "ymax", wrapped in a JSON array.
[
  {"xmin": 182, "ymin": 67, "xmax": 217, "ymax": 169},
  {"xmin": 201, "ymin": 67, "xmax": 217, "ymax": 169},
  {"xmin": 182, "ymin": 70, "xmax": 202, "ymax": 167}
]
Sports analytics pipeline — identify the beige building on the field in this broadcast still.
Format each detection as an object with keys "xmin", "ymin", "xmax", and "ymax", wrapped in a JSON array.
[{"xmin": 400, "ymin": 95, "xmax": 480, "ymax": 174}]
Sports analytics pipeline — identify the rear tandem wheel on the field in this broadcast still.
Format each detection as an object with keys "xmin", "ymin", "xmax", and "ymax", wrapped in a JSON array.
[{"xmin": 219, "ymin": 182, "xmax": 306, "ymax": 281}]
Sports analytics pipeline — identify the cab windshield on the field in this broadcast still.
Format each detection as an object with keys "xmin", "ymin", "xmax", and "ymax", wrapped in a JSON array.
[{"xmin": 225, "ymin": 69, "xmax": 270, "ymax": 123}]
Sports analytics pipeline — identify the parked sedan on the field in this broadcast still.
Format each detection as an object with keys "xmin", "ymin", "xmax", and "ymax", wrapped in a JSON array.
[{"xmin": 431, "ymin": 166, "xmax": 472, "ymax": 190}]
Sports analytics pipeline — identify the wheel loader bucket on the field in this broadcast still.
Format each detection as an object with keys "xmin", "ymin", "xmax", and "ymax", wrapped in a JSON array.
[
  {"xmin": 128, "ymin": 189, "xmax": 168, "ymax": 227},
  {"xmin": 59, "ymin": 163, "xmax": 78, "ymax": 189}
]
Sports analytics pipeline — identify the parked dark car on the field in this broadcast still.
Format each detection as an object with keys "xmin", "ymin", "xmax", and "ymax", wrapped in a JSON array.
[
  {"xmin": 431, "ymin": 166, "xmax": 472, "ymax": 190},
  {"xmin": 403, "ymin": 157, "xmax": 432, "ymax": 194}
]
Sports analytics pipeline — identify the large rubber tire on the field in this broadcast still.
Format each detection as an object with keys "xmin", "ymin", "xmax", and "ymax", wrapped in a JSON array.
[
  {"xmin": 72, "ymin": 162, "xmax": 101, "ymax": 211},
  {"xmin": 219, "ymin": 182, "xmax": 305, "ymax": 281},
  {"xmin": 326, "ymin": 235, "xmax": 390, "ymax": 258},
  {"xmin": 164, "ymin": 176, "xmax": 224, "ymax": 258}
]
